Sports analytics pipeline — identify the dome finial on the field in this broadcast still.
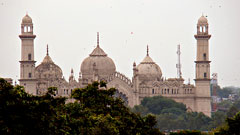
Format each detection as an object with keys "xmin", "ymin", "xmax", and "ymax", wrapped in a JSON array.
[
  {"xmin": 97, "ymin": 32, "xmax": 99, "ymax": 47},
  {"xmin": 47, "ymin": 44, "xmax": 49, "ymax": 56},
  {"xmin": 147, "ymin": 45, "xmax": 149, "ymax": 56}
]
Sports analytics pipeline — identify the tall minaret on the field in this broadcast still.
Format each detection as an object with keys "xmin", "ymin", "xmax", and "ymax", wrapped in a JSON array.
[
  {"xmin": 19, "ymin": 14, "xmax": 37, "ymax": 95},
  {"xmin": 194, "ymin": 15, "xmax": 212, "ymax": 117}
]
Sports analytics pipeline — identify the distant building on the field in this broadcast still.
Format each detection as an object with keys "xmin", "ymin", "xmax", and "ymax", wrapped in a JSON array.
[{"xmin": 18, "ymin": 14, "xmax": 212, "ymax": 117}]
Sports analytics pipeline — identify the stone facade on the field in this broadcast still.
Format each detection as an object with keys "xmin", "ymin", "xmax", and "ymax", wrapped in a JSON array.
[{"xmin": 19, "ymin": 14, "xmax": 212, "ymax": 117}]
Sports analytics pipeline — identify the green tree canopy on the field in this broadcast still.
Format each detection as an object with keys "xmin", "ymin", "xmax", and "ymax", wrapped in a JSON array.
[
  {"xmin": 140, "ymin": 96, "xmax": 186, "ymax": 115},
  {"xmin": 132, "ymin": 96, "xmax": 212, "ymax": 131},
  {"xmin": 69, "ymin": 81, "xmax": 162, "ymax": 135},
  {"xmin": 0, "ymin": 78, "xmax": 68, "ymax": 135},
  {"xmin": 0, "ymin": 78, "xmax": 162, "ymax": 135}
]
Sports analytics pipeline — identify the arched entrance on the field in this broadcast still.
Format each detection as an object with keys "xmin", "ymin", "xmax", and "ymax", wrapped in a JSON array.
[{"xmin": 113, "ymin": 89, "xmax": 129, "ymax": 105}]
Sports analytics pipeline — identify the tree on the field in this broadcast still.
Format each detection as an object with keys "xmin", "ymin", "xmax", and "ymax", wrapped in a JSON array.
[
  {"xmin": 215, "ymin": 112, "xmax": 240, "ymax": 135},
  {"xmin": 209, "ymin": 111, "xmax": 227, "ymax": 129},
  {"xmin": 217, "ymin": 87, "xmax": 232, "ymax": 98},
  {"xmin": 139, "ymin": 96, "xmax": 186, "ymax": 115},
  {"xmin": 69, "ymin": 81, "xmax": 163, "ymax": 135},
  {"xmin": 133, "ymin": 96, "xmax": 212, "ymax": 131},
  {"xmin": 0, "ymin": 78, "xmax": 68, "ymax": 135}
]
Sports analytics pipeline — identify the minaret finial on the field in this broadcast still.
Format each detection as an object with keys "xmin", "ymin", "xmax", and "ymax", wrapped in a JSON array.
[
  {"xmin": 147, "ymin": 45, "xmax": 149, "ymax": 56},
  {"xmin": 97, "ymin": 32, "xmax": 99, "ymax": 47},
  {"xmin": 47, "ymin": 44, "xmax": 49, "ymax": 56}
]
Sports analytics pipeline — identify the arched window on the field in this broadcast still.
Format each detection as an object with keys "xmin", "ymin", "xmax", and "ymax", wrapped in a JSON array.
[
  {"xmin": 152, "ymin": 89, "xmax": 154, "ymax": 94},
  {"xmin": 203, "ymin": 53, "xmax": 206, "ymax": 60},
  {"xmin": 24, "ymin": 26, "xmax": 27, "ymax": 32},
  {"xmin": 204, "ymin": 73, "xmax": 207, "ymax": 78},
  {"xmin": 200, "ymin": 26, "xmax": 202, "ymax": 32},
  {"xmin": 28, "ymin": 73, "xmax": 32, "ymax": 78},
  {"xmin": 28, "ymin": 26, "xmax": 31, "ymax": 32},
  {"xmin": 28, "ymin": 54, "xmax": 31, "ymax": 60}
]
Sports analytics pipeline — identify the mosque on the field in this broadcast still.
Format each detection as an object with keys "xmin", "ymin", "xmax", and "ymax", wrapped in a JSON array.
[{"xmin": 19, "ymin": 14, "xmax": 212, "ymax": 117}]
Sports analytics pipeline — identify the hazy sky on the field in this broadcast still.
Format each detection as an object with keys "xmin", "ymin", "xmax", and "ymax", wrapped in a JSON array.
[{"xmin": 0, "ymin": 0, "xmax": 239, "ymax": 87}]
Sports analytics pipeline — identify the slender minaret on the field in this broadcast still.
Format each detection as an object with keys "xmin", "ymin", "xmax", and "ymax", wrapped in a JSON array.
[
  {"xmin": 19, "ymin": 14, "xmax": 37, "ymax": 95},
  {"xmin": 194, "ymin": 15, "xmax": 212, "ymax": 117}
]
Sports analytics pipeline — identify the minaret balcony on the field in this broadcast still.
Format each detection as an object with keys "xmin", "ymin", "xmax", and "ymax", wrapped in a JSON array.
[
  {"xmin": 19, "ymin": 34, "xmax": 36, "ymax": 39},
  {"xmin": 194, "ymin": 35, "xmax": 211, "ymax": 39}
]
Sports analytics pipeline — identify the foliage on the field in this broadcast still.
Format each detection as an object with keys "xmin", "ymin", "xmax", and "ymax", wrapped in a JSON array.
[
  {"xmin": 0, "ymin": 78, "xmax": 162, "ymax": 135},
  {"xmin": 170, "ymin": 130, "xmax": 202, "ymax": 135},
  {"xmin": 217, "ymin": 100, "xmax": 233, "ymax": 112},
  {"xmin": 214, "ymin": 112, "xmax": 240, "ymax": 135},
  {"xmin": 69, "ymin": 81, "xmax": 162, "ymax": 135},
  {"xmin": 132, "ymin": 96, "xmax": 212, "ymax": 131},
  {"xmin": 0, "ymin": 78, "xmax": 68, "ymax": 135},
  {"xmin": 217, "ymin": 87, "xmax": 232, "ymax": 98},
  {"xmin": 140, "ymin": 96, "xmax": 186, "ymax": 115}
]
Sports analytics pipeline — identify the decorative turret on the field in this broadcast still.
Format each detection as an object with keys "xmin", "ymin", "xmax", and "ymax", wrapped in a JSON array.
[
  {"xmin": 69, "ymin": 68, "xmax": 75, "ymax": 82},
  {"xmin": 133, "ymin": 61, "xmax": 138, "ymax": 77}
]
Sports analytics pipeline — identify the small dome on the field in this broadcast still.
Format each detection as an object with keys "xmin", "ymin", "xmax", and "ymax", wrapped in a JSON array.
[
  {"xmin": 198, "ymin": 15, "xmax": 208, "ymax": 24},
  {"xmin": 136, "ymin": 46, "xmax": 162, "ymax": 82},
  {"xmin": 81, "ymin": 46, "xmax": 116, "ymax": 80},
  {"xmin": 35, "ymin": 47, "xmax": 63, "ymax": 79},
  {"xmin": 22, "ymin": 14, "xmax": 32, "ymax": 24}
]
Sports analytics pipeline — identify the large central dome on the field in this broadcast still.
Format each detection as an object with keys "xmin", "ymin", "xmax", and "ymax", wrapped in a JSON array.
[{"xmin": 80, "ymin": 33, "xmax": 116, "ymax": 80}]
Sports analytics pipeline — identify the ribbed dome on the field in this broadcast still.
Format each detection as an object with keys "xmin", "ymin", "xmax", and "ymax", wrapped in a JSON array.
[
  {"xmin": 198, "ymin": 15, "xmax": 208, "ymax": 24},
  {"xmin": 136, "ymin": 47, "xmax": 162, "ymax": 82},
  {"xmin": 81, "ymin": 45, "xmax": 116, "ymax": 80},
  {"xmin": 35, "ymin": 49, "xmax": 63, "ymax": 79},
  {"xmin": 22, "ymin": 14, "xmax": 32, "ymax": 24}
]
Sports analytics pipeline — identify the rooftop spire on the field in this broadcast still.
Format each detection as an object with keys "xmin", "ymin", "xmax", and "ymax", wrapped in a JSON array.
[
  {"xmin": 97, "ymin": 32, "xmax": 99, "ymax": 47},
  {"xmin": 47, "ymin": 44, "xmax": 49, "ymax": 56},
  {"xmin": 147, "ymin": 45, "xmax": 149, "ymax": 56}
]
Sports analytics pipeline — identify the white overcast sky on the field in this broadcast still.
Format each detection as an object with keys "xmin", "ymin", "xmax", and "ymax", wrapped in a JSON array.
[{"xmin": 0, "ymin": 0, "xmax": 240, "ymax": 87}]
